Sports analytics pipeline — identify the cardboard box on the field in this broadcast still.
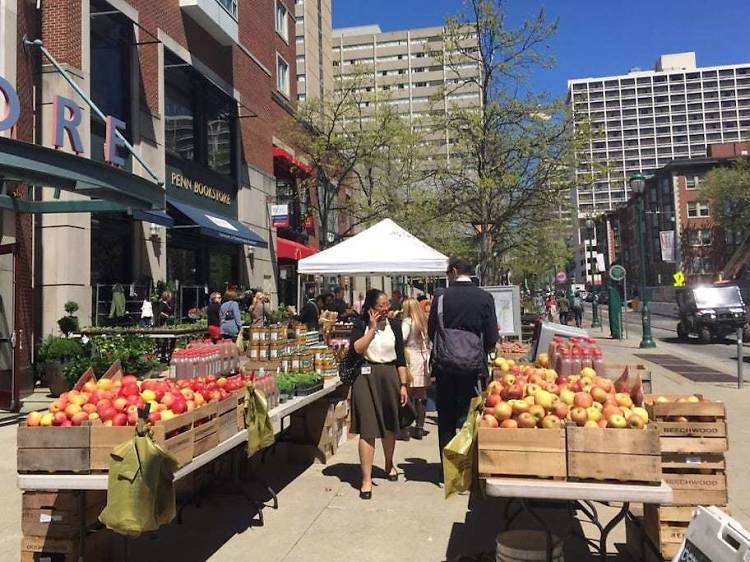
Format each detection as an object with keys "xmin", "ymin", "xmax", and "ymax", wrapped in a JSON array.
[
  {"xmin": 289, "ymin": 403, "xmax": 336, "ymax": 447},
  {"xmin": 287, "ymin": 442, "xmax": 336, "ymax": 465}
]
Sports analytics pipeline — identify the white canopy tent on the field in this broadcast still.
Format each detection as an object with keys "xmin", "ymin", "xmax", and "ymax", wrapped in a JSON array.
[{"xmin": 297, "ymin": 219, "xmax": 449, "ymax": 275}]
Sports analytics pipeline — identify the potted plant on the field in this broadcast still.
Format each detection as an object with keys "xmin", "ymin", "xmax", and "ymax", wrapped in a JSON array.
[
  {"xmin": 57, "ymin": 301, "xmax": 80, "ymax": 336},
  {"xmin": 35, "ymin": 336, "xmax": 84, "ymax": 396}
]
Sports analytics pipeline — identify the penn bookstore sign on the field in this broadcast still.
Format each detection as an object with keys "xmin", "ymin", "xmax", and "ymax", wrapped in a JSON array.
[
  {"xmin": 166, "ymin": 155, "xmax": 237, "ymax": 216},
  {"xmin": 0, "ymin": 75, "xmax": 128, "ymax": 166}
]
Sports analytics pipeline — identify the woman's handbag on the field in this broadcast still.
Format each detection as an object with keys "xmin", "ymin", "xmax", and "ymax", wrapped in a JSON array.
[{"xmin": 339, "ymin": 347, "xmax": 363, "ymax": 385}]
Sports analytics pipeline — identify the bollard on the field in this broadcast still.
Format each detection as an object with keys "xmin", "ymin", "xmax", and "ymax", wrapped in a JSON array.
[{"xmin": 739, "ymin": 327, "xmax": 744, "ymax": 389}]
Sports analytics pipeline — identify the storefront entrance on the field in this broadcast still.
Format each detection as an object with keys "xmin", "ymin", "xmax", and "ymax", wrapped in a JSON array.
[{"xmin": 0, "ymin": 244, "xmax": 15, "ymax": 409}]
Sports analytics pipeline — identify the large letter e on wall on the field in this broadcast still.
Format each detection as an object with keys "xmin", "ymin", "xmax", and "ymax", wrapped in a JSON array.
[{"xmin": 52, "ymin": 95, "xmax": 84, "ymax": 154}]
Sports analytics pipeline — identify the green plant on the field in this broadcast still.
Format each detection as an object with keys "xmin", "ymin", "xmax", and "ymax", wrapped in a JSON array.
[
  {"xmin": 57, "ymin": 301, "xmax": 80, "ymax": 336},
  {"xmin": 90, "ymin": 335, "xmax": 160, "ymax": 376},
  {"xmin": 35, "ymin": 336, "xmax": 83, "ymax": 367}
]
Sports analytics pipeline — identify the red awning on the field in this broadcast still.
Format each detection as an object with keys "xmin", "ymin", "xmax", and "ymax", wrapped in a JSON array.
[
  {"xmin": 277, "ymin": 237, "xmax": 317, "ymax": 260},
  {"xmin": 272, "ymin": 147, "xmax": 313, "ymax": 176}
]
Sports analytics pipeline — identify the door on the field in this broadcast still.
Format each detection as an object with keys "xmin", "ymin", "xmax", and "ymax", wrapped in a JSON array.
[{"xmin": 0, "ymin": 243, "xmax": 15, "ymax": 409}]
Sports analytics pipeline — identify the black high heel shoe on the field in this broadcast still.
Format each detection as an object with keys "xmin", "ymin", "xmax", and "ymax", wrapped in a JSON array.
[
  {"xmin": 359, "ymin": 489, "xmax": 372, "ymax": 500},
  {"xmin": 386, "ymin": 468, "xmax": 399, "ymax": 482}
]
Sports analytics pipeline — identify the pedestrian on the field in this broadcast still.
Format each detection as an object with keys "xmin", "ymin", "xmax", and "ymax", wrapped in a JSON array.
[
  {"xmin": 571, "ymin": 291, "xmax": 584, "ymax": 328},
  {"xmin": 352, "ymin": 292, "xmax": 365, "ymax": 315},
  {"xmin": 156, "ymin": 291, "xmax": 175, "ymax": 362},
  {"xmin": 296, "ymin": 293, "xmax": 320, "ymax": 332},
  {"xmin": 546, "ymin": 294, "xmax": 557, "ymax": 322},
  {"xmin": 389, "ymin": 289, "xmax": 403, "ymax": 312},
  {"xmin": 207, "ymin": 291, "xmax": 222, "ymax": 342},
  {"xmin": 401, "ymin": 298, "xmax": 431, "ymax": 440},
  {"xmin": 220, "ymin": 289, "xmax": 242, "ymax": 338},
  {"xmin": 250, "ymin": 291, "xmax": 271, "ymax": 327},
  {"xmin": 330, "ymin": 286, "xmax": 352, "ymax": 319},
  {"xmin": 428, "ymin": 257, "xmax": 499, "ymax": 456},
  {"xmin": 349, "ymin": 289, "xmax": 409, "ymax": 499},
  {"xmin": 558, "ymin": 293, "xmax": 570, "ymax": 325}
]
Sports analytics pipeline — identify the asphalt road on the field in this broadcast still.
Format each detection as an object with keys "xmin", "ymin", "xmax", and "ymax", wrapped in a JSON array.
[{"xmin": 597, "ymin": 308, "xmax": 749, "ymax": 379}]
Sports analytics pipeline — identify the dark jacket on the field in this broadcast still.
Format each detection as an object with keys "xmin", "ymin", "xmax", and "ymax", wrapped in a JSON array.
[
  {"xmin": 156, "ymin": 300, "xmax": 173, "ymax": 327},
  {"xmin": 427, "ymin": 281, "xmax": 499, "ymax": 355},
  {"xmin": 349, "ymin": 317, "xmax": 407, "ymax": 368},
  {"xmin": 207, "ymin": 302, "xmax": 221, "ymax": 328},
  {"xmin": 297, "ymin": 299, "xmax": 319, "ymax": 331}
]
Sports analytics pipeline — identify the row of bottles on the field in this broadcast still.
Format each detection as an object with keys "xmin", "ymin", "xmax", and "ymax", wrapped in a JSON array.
[
  {"xmin": 171, "ymin": 339, "xmax": 240, "ymax": 379},
  {"xmin": 548, "ymin": 336, "xmax": 605, "ymax": 378}
]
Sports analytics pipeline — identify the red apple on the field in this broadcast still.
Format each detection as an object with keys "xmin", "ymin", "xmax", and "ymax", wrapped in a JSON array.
[
  {"xmin": 493, "ymin": 401, "xmax": 513, "ymax": 421},
  {"xmin": 70, "ymin": 412, "xmax": 89, "ymax": 426},
  {"xmin": 480, "ymin": 414, "xmax": 499, "ymax": 428},
  {"xmin": 500, "ymin": 418, "xmax": 518, "ymax": 429},
  {"xmin": 590, "ymin": 386, "xmax": 609, "ymax": 404},
  {"xmin": 516, "ymin": 412, "xmax": 537, "ymax": 428},
  {"xmin": 112, "ymin": 413, "xmax": 128, "ymax": 426},
  {"xmin": 555, "ymin": 376, "xmax": 568, "ymax": 386},
  {"xmin": 602, "ymin": 405, "xmax": 623, "ymax": 420},
  {"xmin": 113, "ymin": 397, "xmax": 128, "ymax": 411},
  {"xmin": 121, "ymin": 375, "xmax": 138, "ymax": 386},
  {"xmin": 485, "ymin": 393, "xmax": 500, "ymax": 408},
  {"xmin": 120, "ymin": 384, "xmax": 139, "ymax": 398},
  {"xmin": 100, "ymin": 406, "xmax": 117, "ymax": 422},
  {"xmin": 53, "ymin": 412, "xmax": 68, "ymax": 426},
  {"xmin": 570, "ymin": 407, "xmax": 588, "ymax": 426},
  {"xmin": 171, "ymin": 399, "xmax": 187, "ymax": 415},
  {"xmin": 147, "ymin": 411, "xmax": 162, "ymax": 424},
  {"xmin": 552, "ymin": 402, "xmax": 569, "ymax": 420},
  {"xmin": 127, "ymin": 411, "xmax": 139, "ymax": 425},
  {"xmin": 573, "ymin": 392, "xmax": 593, "ymax": 409},
  {"xmin": 541, "ymin": 414, "xmax": 562, "ymax": 429}
]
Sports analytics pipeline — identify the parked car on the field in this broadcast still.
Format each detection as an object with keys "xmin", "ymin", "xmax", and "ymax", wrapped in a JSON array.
[{"xmin": 676, "ymin": 284, "xmax": 749, "ymax": 343}]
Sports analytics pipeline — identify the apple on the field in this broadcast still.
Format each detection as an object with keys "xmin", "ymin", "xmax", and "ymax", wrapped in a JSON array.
[
  {"xmin": 493, "ymin": 401, "xmax": 513, "ymax": 421},
  {"xmin": 568, "ymin": 380, "xmax": 583, "ymax": 393},
  {"xmin": 535, "ymin": 390, "xmax": 554, "ymax": 410},
  {"xmin": 500, "ymin": 419, "xmax": 518, "ymax": 429},
  {"xmin": 140, "ymin": 389, "xmax": 156, "ymax": 403},
  {"xmin": 671, "ymin": 415, "xmax": 689, "ymax": 423},
  {"xmin": 161, "ymin": 410, "xmax": 176, "ymax": 422},
  {"xmin": 194, "ymin": 393, "xmax": 205, "ymax": 406},
  {"xmin": 524, "ymin": 383, "xmax": 541, "ymax": 397},
  {"xmin": 511, "ymin": 400, "xmax": 529, "ymax": 416},
  {"xmin": 574, "ymin": 392, "xmax": 593, "ymax": 409},
  {"xmin": 171, "ymin": 399, "xmax": 187, "ymax": 415},
  {"xmin": 559, "ymin": 389, "xmax": 575, "ymax": 406},
  {"xmin": 627, "ymin": 414, "xmax": 645, "ymax": 429},
  {"xmin": 654, "ymin": 395, "xmax": 670, "ymax": 404},
  {"xmin": 555, "ymin": 376, "xmax": 568, "ymax": 386},
  {"xmin": 96, "ymin": 398, "xmax": 112, "ymax": 411},
  {"xmin": 81, "ymin": 403, "xmax": 96, "ymax": 415},
  {"xmin": 180, "ymin": 388, "xmax": 194, "ymax": 400},
  {"xmin": 552, "ymin": 402, "xmax": 569, "ymax": 420},
  {"xmin": 516, "ymin": 412, "xmax": 537, "ymax": 428},
  {"xmin": 607, "ymin": 414, "xmax": 627, "ymax": 429},
  {"xmin": 112, "ymin": 413, "xmax": 128, "ymax": 426},
  {"xmin": 121, "ymin": 375, "xmax": 138, "ymax": 386},
  {"xmin": 161, "ymin": 392, "xmax": 176, "ymax": 408},
  {"xmin": 593, "ymin": 377, "xmax": 612, "ymax": 392},
  {"xmin": 615, "ymin": 393, "xmax": 634, "ymax": 409},
  {"xmin": 510, "ymin": 365, "xmax": 521, "ymax": 375},
  {"xmin": 126, "ymin": 395, "xmax": 139, "ymax": 406},
  {"xmin": 501, "ymin": 374, "xmax": 516, "ymax": 387},
  {"xmin": 485, "ymin": 394, "xmax": 500, "ymax": 408},
  {"xmin": 186, "ymin": 400, "xmax": 196, "ymax": 412},
  {"xmin": 82, "ymin": 381, "xmax": 97, "ymax": 394},
  {"xmin": 598, "ymin": 419, "xmax": 608, "ymax": 428},
  {"xmin": 602, "ymin": 405, "xmax": 623, "ymax": 420},
  {"xmin": 586, "ymin": 407, "xmax": 602, "ymax": 423},
  {"xmin": 570, "ymin": 407, "xmax": 588, "ymax": 426},
  {"xmin": 100, "ymin": 407, "xmax": 117, "ymax": 422},
  {"xmin": 506, "ymin": 384, "xmax": 524, "ymax": 400},
  {"xmin": 121, "ymin": 384, "xmax": 139, "ymax": 398},
  {"xmin": 148, "ymin": 411, "xmax": 162, "ymax": 424},
  {"xmin": 543, "ymin": 383, "xmax": 560, "ymax": 395},
  {"xmin": 487, "ymin": 381, "xmax": 502, "ymax": 395},
  {"xmin": 480, "ymin": 414, "xmax": 499, "ymax": 428},
  {"xmin": 64, "ymin": 404, "xmax": 82, "ymax": 418},
  {"xmin": 88, "ymin": 412, "xmax": 100, "ymax": 421},
  {"xmin": 40, "ymin": 413, "xmax": 54, "ymax": 426},
  {"xmin": 631, "ymin": 407, "xmax": 649, "ymax": 424},
  {"xmin": 590, "ymin": 387, "xmax": 609, "ymax": 404},
  {"xmin": 621, "ymin": 408, "xmax": 632, "ymax": 420},
  {"xmin": 584, "ymin": 420, "xmax": 599, "ymax": 428},
  {"xmin": 53, "ymin": 412, "xmax": 68, "ymax": 426},
  {"xmin": 581, "ymin": 367, "xmax": 597, "ymax": 378},
  {"xmin": 590, "ymin": 401, "xmax": 603, "ymax": 412},
  {"xmin": 113, "ymin": 397, "xmax": 128, "ymax": 411},
  {"xmin": 26, "ymin": 412, "xmax": 42, "ymax": 426},
  {"xmin": 96, "ymin": 377, "xmax": 113, "ymax": 391},
  {"xmin": 71, "ymin": 412, "xmax": 89, "ymax": 426},
  {"xmin": 127, "ymin": 411, "xmax": 139, "ymax": 425},
  {"xmin": 529, "ymin": 404, "xmax": 546, "ymax": 423},
  {"xmin": 686, "ymin": 395, "xmax": 701, "ymax": 403},
  {"xmin": 523, "ymin": 394, "xmax": 536, "ymax": 406},
  {"xmin": 602, "ymin": 399, "xmax": 618, "ymax": 410},
  {"xmin": 541, "ymin": 414, "xmax": 562, "ymax": 429}
]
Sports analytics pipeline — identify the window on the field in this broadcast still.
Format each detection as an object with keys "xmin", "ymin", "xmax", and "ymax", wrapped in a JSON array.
[
  {"xmin": 690, "ymin": 256, "xmax": 713, "ymax": 275},
  {"xmin": 277, "ymin": 55, "xmax": 289, "ymax": 97},
  {"xmin": 275, "ymin": 1, "xmax": 288, "ymax": 40},
  {"xmin": 297, "ymin": 94, "xmax": 306, "ymax": 102},
  {"xmin": 685, "ymin": 174, "xmax": 702, "ymax": 189},
  {"xmin": 687, "ymin": 201, "xmax": 710, "ymax": 218},
  {"xmin": 296, "ymin": 55, "xmax": 305, "ymax": 65},
  {"xmin": 688, "ymin": 229, "xmax": 712, "ymax": 246}
]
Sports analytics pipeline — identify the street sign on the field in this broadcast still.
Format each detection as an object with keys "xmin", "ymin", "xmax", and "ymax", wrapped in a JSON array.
[
  {"xmin": 673, "ymin": 271, "xmax": 686, "ymax": 287},
  {"xmin": 609, "ymin": 264, "xmax": 626, "ymax": 282},
  {"xmin": 555, "ymin": 271, "xmax": 567, "ymax": 284}
]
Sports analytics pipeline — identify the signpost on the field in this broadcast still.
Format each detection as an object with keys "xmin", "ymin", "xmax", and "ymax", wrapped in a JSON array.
[
  {"xmin": 609, "ymin": 265, "xmax": 627, "ymax": 341},
  {"xmin": 673, "ymin": 271, "xmax": 686, "ymax": 287}
]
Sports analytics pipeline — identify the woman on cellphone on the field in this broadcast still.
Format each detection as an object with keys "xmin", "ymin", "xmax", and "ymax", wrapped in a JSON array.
[{"xmin": 349, "ymin": 289, "xmax": 409, "ymax": 499}]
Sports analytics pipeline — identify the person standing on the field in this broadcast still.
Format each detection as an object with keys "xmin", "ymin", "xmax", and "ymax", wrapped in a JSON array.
[
  {"xmin": 220, "ymin": 289, "xmax": 242, "ymax": 338},
  {"xmin": 557, "ymin": 293, "xmax": 570, "ymax": 325},
  {"xmin": 546, "ymin": 294, "xmax": 557, "ymax": 322},
  {"xmin": 207, "ymin": 291, "xmax": 222, "ymax": 342},
  {"xmin": 349, "ymin": 290, "xmax": 409, "ymax": 499},
  {"xmin": 297, "ymin": 294, "xmax": 320, "ymax": 332},
  {"xmin": 352, "ymin": 292, "xmax": 365, "ymax": 316},
  {"xmin": 401, "ymin": 298, "xmax": 431, "ymax": 440},
  {"xmin": 156, "ymin": 291, "xmax": 175, "ymax": 362},
  {"xmin": 389, "ymin": 290, "xmax": 403, "ymax": 312},
  {"xmin": 330, "ymin": 287, "xmax": 352, "ymax": 319},
  {"xmin": 250, "ymin": 291, "xmax": 271, "ymax": 327},
  {"xmin": 571, "ymin": 291, "xmax": 584, "ymax": 328},
  {"xmin": 428, "ymin": 257, "xmax": 499, "ymax": 455}
]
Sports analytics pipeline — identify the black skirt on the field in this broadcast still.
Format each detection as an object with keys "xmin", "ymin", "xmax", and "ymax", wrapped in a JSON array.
[{"xmin": 351, "ymin": 363, "xmax": 401, "ymax": 439}]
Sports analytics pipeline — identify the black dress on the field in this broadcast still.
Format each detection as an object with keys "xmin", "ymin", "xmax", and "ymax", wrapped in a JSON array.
[{"xmin": 349, "ymin": 318, "xmax": 407, "ymax": 439}]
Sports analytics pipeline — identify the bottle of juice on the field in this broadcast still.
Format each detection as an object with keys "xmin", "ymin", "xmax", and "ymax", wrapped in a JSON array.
[
  {"xmin": 592, "ymin": 349, "xmax": 605, "ymax": 376},
  {"xmin": 570, "ymin": 348, "xmax": 583, "ymax": 375},
  {"xmin": 555, "ymin": 348, "xmax": 572, "ymax": 379}
]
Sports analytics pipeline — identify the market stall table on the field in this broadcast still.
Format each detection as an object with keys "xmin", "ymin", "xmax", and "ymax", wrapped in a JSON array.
[{"xmin": 484, "ymin": 477, "xmax": 673, "ymax": 562}]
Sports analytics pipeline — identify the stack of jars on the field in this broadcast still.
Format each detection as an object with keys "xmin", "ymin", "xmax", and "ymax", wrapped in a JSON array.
[{"xmin": 548, "ymin": 335, "xmax": 605, "ymax": 378}]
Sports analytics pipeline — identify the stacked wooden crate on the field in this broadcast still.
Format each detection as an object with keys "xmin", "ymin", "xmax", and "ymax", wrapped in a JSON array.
[{"xmin": 643, "ymin": 395, "xmax": 729, "ymax": 560}]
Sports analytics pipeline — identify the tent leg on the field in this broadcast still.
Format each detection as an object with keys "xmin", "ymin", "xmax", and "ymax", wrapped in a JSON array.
[{"xmin": 296, "ymin": 274, "xmax": 301, "ymax": 313}]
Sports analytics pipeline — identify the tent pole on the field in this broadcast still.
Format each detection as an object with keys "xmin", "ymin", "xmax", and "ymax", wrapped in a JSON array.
[{"xmin": 296, "ymin": 274, "xmax": 301, "ymax": 313}]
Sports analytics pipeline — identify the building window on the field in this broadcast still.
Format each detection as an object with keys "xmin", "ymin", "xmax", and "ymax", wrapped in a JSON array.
[
  {"xmin": 275, "ymin": 1, "xmax": 288, "ymax": 40},
  {"xmin": 685, "ymin": 174, "xmax": 702, "ymax": 189},
  {"xmin": 689, "ymin": 256, "xmax": 713, "ymax": 275},
  {"xmin": 296, "ymin": 55, "xmax": 305, "ymax": 65},
  {"xmin": 687, "ymin": 201, "xmax": 710, "ymax": 218},
  {"xmin": 688, "ymin": 229, "xmax": 712, "ymax": 246},
  {"xmin": 277, "ymin": 55, "xmax": 290, "ymax": 97},
  {"xmin": 297, "ymin": 94, "xmax": 306, "ymax": 102},
  {"xmin": 164, "ymin": 50, "xmax": 237, "ymax": 177}
]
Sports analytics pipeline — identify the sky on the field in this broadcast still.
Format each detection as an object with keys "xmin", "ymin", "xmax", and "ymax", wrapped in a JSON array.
[{"xmin": 333, "ymin": 0, "xmax": 750, "ymax": 98}]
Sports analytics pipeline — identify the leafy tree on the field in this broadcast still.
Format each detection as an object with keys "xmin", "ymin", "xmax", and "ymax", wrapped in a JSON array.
[
  {"xmin": 507, "ymin": 215, "xmax": 573, "ymax": 289},
  {"xmin": 701, "ymin": 156, "xmax": 750, "ymax": 239}
]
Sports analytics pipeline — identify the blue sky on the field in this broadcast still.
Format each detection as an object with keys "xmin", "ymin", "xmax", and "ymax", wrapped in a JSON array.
[{"xmin": 333, "ymin": 0, "xmax": 750, "ymax": 98}]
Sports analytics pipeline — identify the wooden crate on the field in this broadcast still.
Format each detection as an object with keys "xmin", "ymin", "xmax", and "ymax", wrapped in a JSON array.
[
  {"xmin": 603, "ymin": 363, "xmax": 652, "ymax": 394},
  {"xmin": 663, "ymin": 471, "xmax": 728, "ymax": 506},
  {"xmin": 20, "ymin": 529, "xmax": 113, "ymax": 562},
  {"xmin": 477, "ymin": 428, "xmax": 566, "ymax": 479},
  {"xmin": 193, "ymin": 402, "xmax": 219, "ymax": 457},
  {"xmin": 21, "ymin": 491, "xmax": 106, "ymax": 539},
  {"xmin": 644, "ymin": 504, "xmax": 692, "ymax": 560},
  {"xmin": 17, "ymin": 425, "xmax": 90, "ymax": 473},
  {"xmin": 217, "ymin": 394, "xmax": 243, "ymax": 442},
  {"xmin": 566, "ymin": 424, "xmax": 662, "ymax": 484}
]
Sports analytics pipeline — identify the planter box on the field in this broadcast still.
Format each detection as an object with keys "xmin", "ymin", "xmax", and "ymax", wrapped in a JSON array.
[
  {"xmin": 477, "ymin": 427, "xmax": 566, "ymax": 479},
  {"xmin": 566, "ymin": 424, "xmax": 662, "ymax": 484},
  {"xmin": 294, "ymin": 381, "xmax": 324, "ymax": 396}
]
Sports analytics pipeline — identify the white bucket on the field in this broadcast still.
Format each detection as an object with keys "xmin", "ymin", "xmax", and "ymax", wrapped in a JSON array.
[{"xmin": 496, "ymin": 530, "xmax": 564, "ymax": 562}]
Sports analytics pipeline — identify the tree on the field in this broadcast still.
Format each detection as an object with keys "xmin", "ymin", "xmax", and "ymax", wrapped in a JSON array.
[
  {"xmin": 701, "ymin": 156, "xmax": 750, "ymax": 239},
  {"xmin": 507, "ymin": 216, "xmax": 573, "ymax": 289},
  {"xmin": 284, "ymin": 72, "xmax": 428, "ymax": 248},
  {"xmin": 434, "ymin": 0, "xmax": 594, "ymax": 284}
]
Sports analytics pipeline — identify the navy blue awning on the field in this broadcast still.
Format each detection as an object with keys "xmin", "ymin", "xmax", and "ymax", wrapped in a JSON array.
[
  {"xmin": 133, "ymin": 209, "xmax": 174, "ymax": 227},
  {"xmin": 168, "ymin": 200, "xmax": 268, "ymax": 248}
]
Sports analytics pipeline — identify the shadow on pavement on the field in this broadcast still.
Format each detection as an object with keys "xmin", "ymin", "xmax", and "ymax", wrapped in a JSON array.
[
  {"xmin": 400, "ymin": 457, "xmax": 442, "ymax": 487},
  {"xmin": 322, "ymin": 461, "xmax": 392, "ymax": 490}
]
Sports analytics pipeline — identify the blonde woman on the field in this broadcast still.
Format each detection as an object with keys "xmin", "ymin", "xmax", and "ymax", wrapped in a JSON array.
[
  {"xmin": 250, "ymin": 291, "xmax": 271, "ymax": 327},
  {"xmin": 401, "ymin": 298, "xmax": 431, "ymax": 439}
]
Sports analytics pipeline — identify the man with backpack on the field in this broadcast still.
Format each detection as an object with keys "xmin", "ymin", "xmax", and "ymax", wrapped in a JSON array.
[
  {"xmin": 571, "ymin": 291, "xmax": 584, "ymax": 328},
  {"xmin": 428, "ymin": 257, "xmax": 499, "ymax": 455}
]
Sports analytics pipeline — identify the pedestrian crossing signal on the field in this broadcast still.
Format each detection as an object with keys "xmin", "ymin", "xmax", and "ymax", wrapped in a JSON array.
[{"xmin": 673, "ymin": 271, "xmax": 686, "ymax": 287}]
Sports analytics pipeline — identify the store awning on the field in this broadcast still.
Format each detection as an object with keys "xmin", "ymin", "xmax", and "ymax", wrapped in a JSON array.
[
  {"xmin": 272, "ymin": 146, "xmax": 313, "ymax": 176},
  {"xmin": 277, "ymin": 237, "xmax": 317, "ymax": 260},
  {"xmin": 168, "ymin": 200, "xmax": 268, "ymax": 248},
  {"xmin": 133, "ymin": 209, "xmax": 175, "ymax": 227}
]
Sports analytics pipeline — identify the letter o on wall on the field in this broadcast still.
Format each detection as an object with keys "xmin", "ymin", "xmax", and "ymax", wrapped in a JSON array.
[{"xmin": 0, "ymin": 75, "xmax": 21, "ymax": 132}]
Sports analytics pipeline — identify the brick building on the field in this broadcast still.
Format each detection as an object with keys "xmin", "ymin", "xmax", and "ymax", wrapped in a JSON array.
[{"xmin": 0, "ymin": 0, "xmax": 300, "ymax": 408}]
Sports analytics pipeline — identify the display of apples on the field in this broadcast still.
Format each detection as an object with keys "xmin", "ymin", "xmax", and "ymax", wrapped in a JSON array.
[
  {"xmin": 27, "ymin": 372, "xmax": 251, "ymax": 428},
  {"xmin": 478, "ymin": 358, "xmax": 649, "ymax": 430}
]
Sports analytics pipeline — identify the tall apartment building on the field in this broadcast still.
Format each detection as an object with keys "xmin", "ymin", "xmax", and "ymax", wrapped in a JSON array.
[
  {"xmin": 294, "ymin": 0, "xmax": 333, "ymax": 102},
  {"xmin": 569, "ymin": 52, "xmax": 750, "ymax": 284},
  {"xmin": 331, "ymin": 24, "xmax": 482, "ymax": 160}
]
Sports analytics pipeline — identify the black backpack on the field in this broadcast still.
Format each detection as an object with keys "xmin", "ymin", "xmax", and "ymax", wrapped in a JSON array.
[{"xmin": 431, "ymin": 294, "xmax": 485, "ymax": 376}]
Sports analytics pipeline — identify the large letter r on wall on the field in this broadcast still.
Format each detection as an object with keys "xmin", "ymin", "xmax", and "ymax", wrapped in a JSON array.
[{"xmin": 52, "ymin": 95, "xmax": 84, "ymax": 154}]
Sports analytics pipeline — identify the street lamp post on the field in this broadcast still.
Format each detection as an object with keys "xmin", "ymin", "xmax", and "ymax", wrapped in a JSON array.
[
  {"xmin": 629, "ymin": 173, "xmax": 656, "ymax": 348},
  {"xmin": 586, "ymin": 218, "xmax": 602, "ymax": 328}
]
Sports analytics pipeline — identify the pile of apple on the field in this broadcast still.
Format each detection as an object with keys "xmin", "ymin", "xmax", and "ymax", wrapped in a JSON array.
[
  {"xmin": 479, "ymin": 360, "xmax": 650, "ymax": 430},
  {"xmin": 651, "ymin": 394, "xmax": 704, "ymax": 423},
  {"xmin": 26, "ymin": 373, "xmax": 249, "ymax": 428}
]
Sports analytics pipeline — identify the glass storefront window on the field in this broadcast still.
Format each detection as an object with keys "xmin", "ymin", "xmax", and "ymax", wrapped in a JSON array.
[{"xmin": 165, "ymin": 81, "xmax": 196, "ymax": 163}]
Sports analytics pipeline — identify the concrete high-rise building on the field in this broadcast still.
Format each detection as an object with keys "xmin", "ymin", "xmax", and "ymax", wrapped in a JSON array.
[
  {"xmin": 568, "ymin": 52, "xmax": 750, "ymax": 284},
  {"xmin": 295, "ymin": 0, "xmax": 333, "ymax": 101},
  {"xmin": 331, "ymin": 24, "xmax": 482, "ymax": 160}
]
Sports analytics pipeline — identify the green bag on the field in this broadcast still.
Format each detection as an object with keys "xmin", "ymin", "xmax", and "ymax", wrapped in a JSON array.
[
  {"xmin": 245, "ymin": 382, "xmax": 275, "ymax": 457},
  {"xmin": 442, "ymin": 394, "xmax": 483, "ymax": 499},
  {"xmin": 99, "ymin": 420, "xmax": 179, "ymax": 536}
]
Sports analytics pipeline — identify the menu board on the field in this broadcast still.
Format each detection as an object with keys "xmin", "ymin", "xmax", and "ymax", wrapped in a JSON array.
[{"xmin": 484, "ymin": 286, "xmax": 521, "ymax": 338}]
